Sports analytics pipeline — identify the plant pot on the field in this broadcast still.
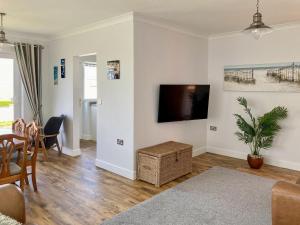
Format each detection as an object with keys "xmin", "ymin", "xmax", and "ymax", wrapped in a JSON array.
[{"xmin": 247, "ymin": 154, "xmax": 264, "ymax": 169}]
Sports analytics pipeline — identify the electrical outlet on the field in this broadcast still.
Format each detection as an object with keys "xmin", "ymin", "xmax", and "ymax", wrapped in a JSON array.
[
  {"xmin": 117, "ymin": 139, "xmax": 124, "ymax": 146},
  {"xmin": 210, "ymin": 126, "xmax": 217, "ymax": 131}
]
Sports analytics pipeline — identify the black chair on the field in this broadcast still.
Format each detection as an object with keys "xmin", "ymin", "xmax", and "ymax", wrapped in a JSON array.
[{"xmin": 39, "ymin": 115, "xmax": 65, "ymax": 160}]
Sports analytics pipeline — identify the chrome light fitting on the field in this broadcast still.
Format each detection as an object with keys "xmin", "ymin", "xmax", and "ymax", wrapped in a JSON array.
[
  {"xmin": 0, "ymin": 12, "xmax": 14, "ymax": 48},
  {"xmin": 244, "ymin": 0, "xmax": 272, "ymax": 39}
]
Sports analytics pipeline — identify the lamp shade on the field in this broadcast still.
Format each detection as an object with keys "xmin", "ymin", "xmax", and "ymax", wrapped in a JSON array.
[{"xmin": 243, "ymin": 2, "xmax": 272, "ymax": 39}]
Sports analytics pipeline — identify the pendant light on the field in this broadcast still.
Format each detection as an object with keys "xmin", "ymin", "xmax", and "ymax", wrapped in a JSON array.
[
  {"xmin": 0, "ymin": 12, "xmax": 14, "ymax": 50},
  {"xmin": 244, "ymin": 0, "xmax": 272, "ymax": 39}
]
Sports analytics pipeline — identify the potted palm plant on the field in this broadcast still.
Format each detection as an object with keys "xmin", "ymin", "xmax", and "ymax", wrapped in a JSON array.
[{"xmin": 234, "ymin": 97, "xmax": 287, "ymax": 169}]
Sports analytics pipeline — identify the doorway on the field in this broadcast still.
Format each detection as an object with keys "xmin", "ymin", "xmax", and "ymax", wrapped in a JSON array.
[
  {"xmin": 78, "ymin": 54, "xmax": 97, "ymax": 154},
  {"xmin": 0, "ymin": 55, "xmax": 21, "ymax": 128}
]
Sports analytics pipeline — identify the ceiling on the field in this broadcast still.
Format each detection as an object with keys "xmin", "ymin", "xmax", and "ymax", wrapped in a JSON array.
[{"xmin": 1, "ymin": 0, "xmax": 300, "ymax": 37}]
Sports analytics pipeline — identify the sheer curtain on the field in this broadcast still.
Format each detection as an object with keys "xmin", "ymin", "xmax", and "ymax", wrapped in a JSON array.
[{"xmin": 14, "ymin": 42, "xmax": 43, "ymax": 125}]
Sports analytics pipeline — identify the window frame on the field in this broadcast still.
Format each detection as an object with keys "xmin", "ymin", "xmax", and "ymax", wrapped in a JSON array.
[{"xmin": 83, "ymin": 62, "xmax": 97, "ymax": 100}]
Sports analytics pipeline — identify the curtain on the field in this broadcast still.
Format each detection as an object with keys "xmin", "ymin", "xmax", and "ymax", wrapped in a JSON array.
[{"xmin": 14, "ymin": 42, "xmax": 43, "ymax": 125}]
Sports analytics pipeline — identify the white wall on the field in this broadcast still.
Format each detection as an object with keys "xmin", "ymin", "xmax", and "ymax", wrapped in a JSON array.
[
  {"xmin": 44, "ymin": 13, "xmax": 300, "ymax": 179},
  {"xmin": 134, "ymin": 20, "xmax": 209, "ymax": 161},
  {"xmin": 208, "ymin": 27, "xmax": 300, "ymax": 170},
  {"xmin": 45, "ymin": 14, "xmax": 209, "ymax": 179},
  {"xmin": 46, "ymin": 15, "xmax": 135, "ymax": 177}
]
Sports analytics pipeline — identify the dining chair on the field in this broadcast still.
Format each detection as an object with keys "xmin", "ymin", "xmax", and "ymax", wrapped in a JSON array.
[
  {"xmin": 0, "ymin": 134, "xmax": 28, "ymax": 191},
  {"xmin": 23, "ymin": 122, "xmax": 40, "ymax": 192},
  {"xmin": 12, "ymin": 118, "xmax": 26, "ymax": 153},
  {"xmin": 39, "ymin": 115, "xmax": 65, "ymax": 160},
  {"xmin": 12, "ymin": 118, "xmax": 26, "ymax": 134}
]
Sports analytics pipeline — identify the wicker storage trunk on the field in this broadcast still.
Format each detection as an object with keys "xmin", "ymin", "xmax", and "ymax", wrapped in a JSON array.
[{"xmin": 137, "ymin": 141, "xmax": 192, "ymax": 187}]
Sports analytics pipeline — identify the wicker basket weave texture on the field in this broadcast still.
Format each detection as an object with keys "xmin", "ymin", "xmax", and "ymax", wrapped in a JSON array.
[{"xmin": 138, "ymin": 141, "xmax": 192, "ymax": 187}]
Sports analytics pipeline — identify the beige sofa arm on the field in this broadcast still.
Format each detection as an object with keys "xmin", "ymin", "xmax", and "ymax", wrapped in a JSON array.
[
  {"xmin": 272, "ymin": 181, "xmax": 300, "ymax": 225},
  {"xmin": 0, "ymin": 184, "xmax": 25, "ymax": 224}
]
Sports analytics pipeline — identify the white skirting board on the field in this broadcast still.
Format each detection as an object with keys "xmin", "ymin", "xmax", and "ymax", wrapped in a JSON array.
[
  {"xmin": 81, "ymin": 134, "xmax": 96, "ymax": 141},
  {"xmin": 52, "ymin": 146, "xmax": 82, "ymax": 157},
  {"xmin": 95, "ymin": 147, "xmax": 207, "ymax": 180},
  {"xmin": 207, "ymin": 146, "xmax": 300, "ymax": 171},
  {"xmin": 95, "ymin": 159, "xmax": 136, "ymax": 180},
  {"xmin": 63, "ymin": 145, "xmax": 300, "ymax": 180},
  {"xmin": 192, "ymin": 146, "xmax": 207, "ymax": 157}
]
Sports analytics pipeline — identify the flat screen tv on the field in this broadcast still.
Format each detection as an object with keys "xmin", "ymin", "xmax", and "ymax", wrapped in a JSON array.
[{"xmin": 158, "ymin": 85, "xmax": 210, "ymax": 123}]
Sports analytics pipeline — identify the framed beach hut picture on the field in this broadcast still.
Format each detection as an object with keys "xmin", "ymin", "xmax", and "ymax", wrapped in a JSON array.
[
  {"xmin": 224, "ymin": 62, "xmax": 300, "ymax": 92},
  {"xmin": 107, "ymin": 60, "xmax": 120, "ymax": 80}
]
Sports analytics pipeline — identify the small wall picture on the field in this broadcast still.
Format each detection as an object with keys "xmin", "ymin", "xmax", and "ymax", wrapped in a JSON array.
[
  {"xmin": 54, "ymin": 66, "xmax": 58, "ymax": 85},
  {"xmin": 61, "ymin": 58, "xmax": 66, "ymax": 78},
  {"xmin": 107, "ymin": 60, "xmax": 120, "ymax": 80},
  {"xmin": 224, "ymin": 62, "xmax": 300, "ymax": 92}
]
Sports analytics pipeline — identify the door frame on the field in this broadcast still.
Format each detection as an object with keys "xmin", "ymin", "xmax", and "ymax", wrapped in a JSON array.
[{"xmin": 73, "ymin": 53, "xmax": 97, "ymax": 151}]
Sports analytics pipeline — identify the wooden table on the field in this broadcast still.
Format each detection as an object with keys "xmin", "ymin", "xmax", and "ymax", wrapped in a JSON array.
[
  {"xmin": 0, "ymin": 128, "xmax": 26, "ymax": 138},
  {"xmin": 1, "ymin": 127, "xmax": 48, "ymax": 161},
  {"xmin": 0, "ymin": 128, "xmax": 27, "ymax": 150}
]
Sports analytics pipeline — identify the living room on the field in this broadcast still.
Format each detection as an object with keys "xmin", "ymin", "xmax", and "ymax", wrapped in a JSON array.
[{"xmin": 0, "ymin": 1, "xmax": 300, "ymax": 225}]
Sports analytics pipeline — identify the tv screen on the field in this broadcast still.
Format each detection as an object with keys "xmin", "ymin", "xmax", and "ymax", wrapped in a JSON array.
[{"xmin": 158, "ymin": 85, "xmax": 210, "ymax": 123}]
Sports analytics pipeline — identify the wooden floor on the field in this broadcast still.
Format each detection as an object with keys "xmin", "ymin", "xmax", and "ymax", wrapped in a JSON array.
[{"xmin": 24, "ymin": 140, "xmax": 300, "ymax": 225}]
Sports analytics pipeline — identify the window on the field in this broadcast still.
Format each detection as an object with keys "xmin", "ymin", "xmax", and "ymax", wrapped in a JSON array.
[
  {"xmin": 83, "ymin": 63, "xmax": 97, "ymax": 99},
  {"xmin": 0, "ymin": 58, "xmax": 14, "ymax": 128}
]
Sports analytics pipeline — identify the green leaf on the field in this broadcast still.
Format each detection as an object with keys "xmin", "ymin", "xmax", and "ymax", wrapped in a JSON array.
[
  {"xmin": 234, "ymin": 114, "xmax": 255, "ymax": 143},
  {"xmin": 234, "ymin": 97, "xmax": 288, "ymax": 153},
  {"xmin": 259, "ymin": 136, "xmax": 274, "ymax": 149},
  {"xmin": 235, "ymin": 131, "xmax": 253, "ymax": 144},
  {"xmin": 237, "ymin": 97, "xmax": 248, "ymax": 108},
  {"xmin": 236, "ymin": 97, "xmax": 256, "ymax": 126},
  {"xmin": 258, "ymin": 106, "xmax": 288, "ymax": 138}
]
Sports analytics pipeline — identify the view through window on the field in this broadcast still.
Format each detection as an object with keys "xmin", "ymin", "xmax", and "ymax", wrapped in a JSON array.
[
  {"xmin": 0, "ymin": 58, "xmax": 14, "ymax": 128},
  {"xmin": 83, "ymin": 63, "xmax": 97, "ymax": 99}
]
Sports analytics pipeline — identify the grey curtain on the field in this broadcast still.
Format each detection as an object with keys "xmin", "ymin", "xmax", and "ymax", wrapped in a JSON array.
[{"xmin": 14, "ymin": 42, "xmax": 43, "ymax": 125}]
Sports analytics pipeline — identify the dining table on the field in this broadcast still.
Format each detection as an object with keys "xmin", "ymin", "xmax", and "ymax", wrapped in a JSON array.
[
  {"xmin": 0, "ymin": 128, "xmax": 27, "ymax": 151},
  {"xmin": 0, "ymin": 128, "xmax": 26, "ymax": 138}
]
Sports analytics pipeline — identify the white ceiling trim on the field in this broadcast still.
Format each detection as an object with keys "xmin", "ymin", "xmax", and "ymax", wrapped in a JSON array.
[
  {"xmin": 50, "ymin": 12, "xmax": 134, "ymax": 41},
  {"xmin": 33, "ymin": 11, "xmax": 300, "ymax": 42},
  {"xmin": 6, "ymin": 29, "xmax": 49, "ymax": 43},
  {"xmin": 50, "ymin": 11, "xmax": 208, "ymax": 41},
  {"xmin": 133, "ymin": 13, "xmax": 207, "ymax": 40}
]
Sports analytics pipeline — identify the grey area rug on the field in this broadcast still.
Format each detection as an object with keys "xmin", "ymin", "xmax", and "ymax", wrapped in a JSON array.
[{"xmin": 101, "ymin": 167, "xmax": 276, "ymax": 225}]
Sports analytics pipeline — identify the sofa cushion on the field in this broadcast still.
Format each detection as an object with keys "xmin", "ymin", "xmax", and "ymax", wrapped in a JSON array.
[{"xmin": 0, "ymin": 212, "xmax": 22, "ymax": 225}]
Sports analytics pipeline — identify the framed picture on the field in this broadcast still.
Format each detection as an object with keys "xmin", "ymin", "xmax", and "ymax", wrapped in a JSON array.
[
  {"xmin": 61, "ymin": 58, "xmax": 65, "ymax": 78},
  {"xmin": 224, "ymin": 62, "xmax": 300, "ymax": 92},
  {"xmin": 107, "ymin": 60, "xmax": 120, "ymax": 80},
  {"xmin": 54, "ymin": 66, "xmax": 58, "ymax": 85}
]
